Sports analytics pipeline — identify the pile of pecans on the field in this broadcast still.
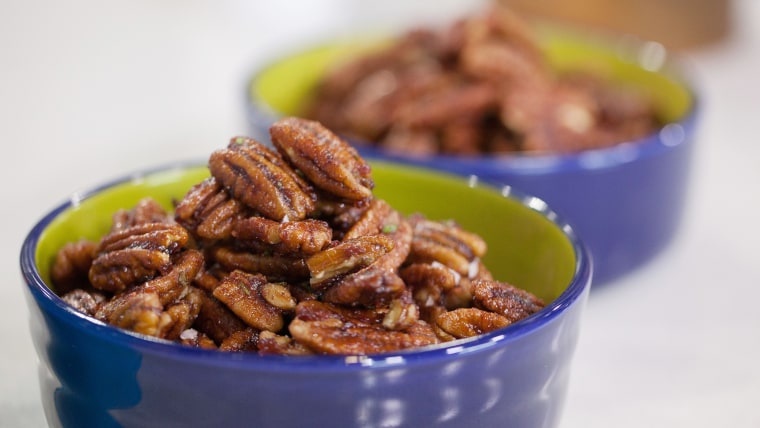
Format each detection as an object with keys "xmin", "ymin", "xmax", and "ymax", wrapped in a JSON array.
[
  {"xmin": 305, "ymin": 5, "xmax": 659, "ymax": 156},
  {"xmin": 51, "ymin": 117, "xmax": 544, "ymax": 355}
]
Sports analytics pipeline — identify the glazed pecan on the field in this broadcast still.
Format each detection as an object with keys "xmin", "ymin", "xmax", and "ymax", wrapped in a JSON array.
[
  {"xmin": 270, "ymin": 117, "xmax": 374, "ymax": 201},
  {"xmin": 111, "ymin": 198, "xmax": 173, "ymax": 232},
  {"xmin": 434, "ymin": 307, "xmax": 510, "ymax": 339},
  {"xmin": 305, "ymin": 234, "xmax": 394, "ymax": 288},
  {"xmin": 60, "ymin": 288, "xmax": 106, "ymax": 317},
  {"xmin": 294, "ymin": 299, "xmax": 383, "ymax": 325},
  {"xmin": 381, "ymin": 291, "xmax": 419, "ymax": 331},
  {"xmin": 304, "ymin": 4, "xmax": 657, "ymax": 155},
  {"xmin": 393, "ymin": 82, "xmax": 499, "ymax": 130},
  {"xmin": 407, "ymin": 216, "xmax": 486, "ymax": 277},
  {"xmin": 89, "ymin": 249, "xmax": 168, "ymax": 293},
  {"xmin": 290, "ymin": 318, "xmax": 440, "ymax": 355},
  {"xmin": 401, "ymin": 262, "xmax": 458, "ymax": 294},
  {"xmin": 381, "ymin": 126, "xmax": 440, "ymax": 156},
  {"xmin": 174, "ymin": 177, "xmax": 246, "ymax": 240},
  {"xmin": 88, "ymin": 223, "xmax": 189, "ymax": 293},
  {"xmin": 257, "ymin": 330, "xmax": 314, "ymax": 356},
  {"xmin": 289, "ymin": 300, "xmax": 438, "ymax": 355},
  {"xmin": 92, "ymin": 282, "xmax": 204, "ymax": 340},
  {"xmin": 96, "ymin": 222, "xmax": 189, "ymax": 255},
  {"xmin": 209, "ymin": 245, "xmax": 309, "ymax": 282},
  {"xmin": 472, "ymin": 279, "xmax": 544, "ymax": 323},
  {"xmin": 401, "ymin": 262, "xmax": 455, "ymax": 319},
  {"xmin": 193, "ymin": 288, "xmax": 247, "ymax": 344},
  {"xmin": 342, "ymin": 199, "xmax": 393, "ymax": 240},
  {"xmin": 142, "ymin": 249, "xmax": 204, "ymax": 305},
  {"xmin": 50, "ymin": 240, "xmax": 97, "ymax": 295},
  {"xmin": 208, "ymin": 137, "xmax": 316, "ymax": 221},
  {"xmin": 321, "ymin": 211, "xmax": 412, "ymax": 306},
  {"xmin": 321, "ymin": 267, "xmax": 406, "ymax": 307},
  {"xmin": 259, "ymin": 282, "xmax": 297, "ymax": 311},
  {"xmin": 212, "ymin": 270, "xmax": 291, "ymax": 332},
  {"xmin": 219, "ymin": 328, "xmax": 260, "ymax": 352},
  {"xmin": 159, "ymin": 286, "xmax": 204, "ymax": 340},
  {"xmin": 94, "ymin": 289, "xmax": 165, "ymax": 337},
  {"xmin": 232, "ymin": 217, "xmax": 332, "ymax": 255}
]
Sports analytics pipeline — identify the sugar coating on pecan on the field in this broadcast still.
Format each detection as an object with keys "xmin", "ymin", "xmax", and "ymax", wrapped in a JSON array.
[
  {"xmin": 50, "ymin": 240, "xmax": 97, "ymax": 295},
  {"xmin": 212, "ymin": 270, "xmax": 290, "ymax": 333},
  {"xmin": 88, "ymin": 223, "xmax": 190, "ymax": 293},
  {"xmin": 175, "ymin": 177, "xmax": 246, "ymax": 241},
  {"xmin": 209, "ymin": 137, "xmax": 316, "ymax": 221},
  {"xmin": 434, "ymin": 307, "xmax": 511, "ymax": 339},
  {"xmin": 51, "ymin": 118, "xmax": 547, "ymax": 355},
  {"xmin": 270, "ymin": 117, "xmax": 374, "ymax": 201}
]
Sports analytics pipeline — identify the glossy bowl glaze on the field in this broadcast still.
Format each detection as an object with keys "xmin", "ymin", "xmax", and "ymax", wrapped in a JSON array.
[
  {"xmin": 21, "ymin": 162, "xmax": 590, "ymax": 428},
  {"xmin": 246, "ymin": 28, "xmax": 698, "ymax": 285}
]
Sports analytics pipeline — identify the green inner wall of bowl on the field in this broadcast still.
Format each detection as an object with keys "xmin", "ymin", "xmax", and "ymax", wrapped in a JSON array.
[
  {"xmin": 252, "ymin": 30, "xmax": 692, "ymax": 125},
  {"xmin": 35, "ymin": 164, "xmax": 576, "ymax": 303}
]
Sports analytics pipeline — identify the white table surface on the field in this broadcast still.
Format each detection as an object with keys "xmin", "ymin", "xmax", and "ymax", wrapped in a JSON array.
[{"xmin": 2, "ymin": 1, "xmax": 758, "ymax": 427}]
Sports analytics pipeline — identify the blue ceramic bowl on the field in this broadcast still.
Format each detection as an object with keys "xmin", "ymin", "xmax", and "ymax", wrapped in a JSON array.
[
  {"xmin": 246, "ymin": 29, "xmax": 698, "ymax": 285},
  {"xmin": 21, "ymin": 162, "xmax": 590, "ymax": 428}
]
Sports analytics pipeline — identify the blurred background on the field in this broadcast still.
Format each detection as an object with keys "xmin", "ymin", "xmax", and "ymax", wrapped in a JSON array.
[{"xmin": 1, "ymin": 0, "xmax": 757, "ymax": 427}]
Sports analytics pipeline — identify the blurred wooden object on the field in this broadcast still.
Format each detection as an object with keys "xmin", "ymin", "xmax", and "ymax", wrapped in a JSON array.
[{"xmin": 501, "ymin": 0, "xmax": 732, "ymax": 49}]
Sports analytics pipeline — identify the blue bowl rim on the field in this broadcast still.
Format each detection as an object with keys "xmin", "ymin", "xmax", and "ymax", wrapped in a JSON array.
[
  {"xmin": 20, "ymin": 161, "xmax": 592, "ymax": 372},
  {"xmin": 244, "ymin": 30, "xmax": 700, "ymax": 176}
]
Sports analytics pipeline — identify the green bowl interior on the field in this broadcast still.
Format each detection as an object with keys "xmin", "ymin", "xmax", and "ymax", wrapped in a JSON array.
[
  {"xmin": 252, "ymin": 30, "xmax": 692, "ymax": 125},
  {"xmin": 35, "ymin": 164, "xmax": 576, "ymax": 303}
]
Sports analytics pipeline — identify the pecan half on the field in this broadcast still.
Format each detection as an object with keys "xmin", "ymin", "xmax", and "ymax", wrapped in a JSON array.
[
  {"xmin": 175, "ymin": 177, "xmax": 246, "ymax": 240},
  {"xmin": 88, "ymin": 248, "xmax": 170, "ymax": 293},
  {"xmin": 96, "ymin": 222, "xmax": 189, "ymax": 255},
  {"xmin": 257, "ymin": 330, "xmax": 314, "ymax": 356},
  {"xmin": 321, "ymin": 212, "xmax": 411, "ymax": 306},
  {"xmin": 407, "ymin": 216, "xmax": 486, "ymax": 277},
  {"xmin": 60, "ymin": 288, "xmax": 106, "ymax": 317},
  {"xmin": 212, "ymin": 270, "xmax": 289, "ymax": 332},
  {"xmin": 232, "ymin": 217, "xmax": 332, "ymax": 255},
  {"xmin": 110, "ymin": 197, "xmax": 173, "ymax": 232},
  {"xmin": 219, "ymin": 328, "xmax": 260, "ymax": 352},
  {"xmin": 159, "ymin": 286, "xmax": 204, "ymax": 340},
  {"xmin": 342, "ymin": 199, "xmax": 393, "ymax": 240},
  {"xmin": 94, "ymin": 289, "xmax": 165, "ymax": 337},
  {"xmin": 289, "ymin": 300, "xmax": 438, "ymax": 355},
  {"xmin": 305, "ymin": 234, "xmax": 394, "ymax": 288},
  {"xmin": 270, "ymin": 117, "xmax": 374, "ymax": 201},
  {"xmin": 142, "ymin": 249, "xmax": 204, "ymax": 305},
  {"xmin": 472, "ymin": 279, "xmax": 544, "ymax": 323},
  {"xmin": 382, "ymin": 291, "xmax": 419, "ymax": 331},
  {"xmin": 193, "ymin": 288, "xmax": 247, "ymax": 344},
  {"xmin": 209, "ymin": 245, "xmax": 309, "ymax": 282},
  {"xmin": 88, "ymin": 223, "xmax": 189, "ymax": 293},
  {"xmin": 208, "ymin": 137, "xmax": 316, "ymax": 221},
  {"xmin": 289, "ymin": 318, "xmax": 439, "ymax": 355},
  {"xmin": 434, "ymin": 307, "xmax": 511, "ymax": 339},
  {"xmin": 50, "ymin": 240, "xmax": 97, "ymax": 295}
]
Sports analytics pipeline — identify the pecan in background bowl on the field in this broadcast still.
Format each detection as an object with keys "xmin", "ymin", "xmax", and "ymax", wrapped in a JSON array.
[
  {"xmin": 246, "ymin": 5, "xmax": 698, "ymax": 286},
  {"xmin": 22, "ymin": 157, "xmax": 590, "ymax": 427}
]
